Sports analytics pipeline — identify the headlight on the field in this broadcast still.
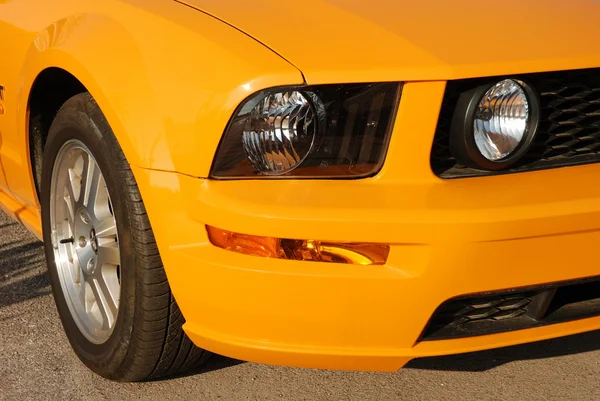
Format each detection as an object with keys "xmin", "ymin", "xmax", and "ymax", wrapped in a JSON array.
[
  {"xmin": 449, "ymin": 78, "xmax": 540, "ymax": 171},
  {"xmin": 211, "ymin": 83, "xmax": 401, "ymax": 178}
]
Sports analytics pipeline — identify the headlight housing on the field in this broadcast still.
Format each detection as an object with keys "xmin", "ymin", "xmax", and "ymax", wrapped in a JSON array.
[
  {"xmin": 449, "ymin": 78, "xmax": 540, "ymax": 170},
  {"xmin": 210, "ymin": 83, "xmax": 401, "ymax": 178}
]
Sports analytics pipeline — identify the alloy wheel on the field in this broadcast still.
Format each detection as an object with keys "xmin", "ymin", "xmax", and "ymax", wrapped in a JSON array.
[{"xmin": 49, "ymin": 139, "xmax": 121, "ymax": 344}]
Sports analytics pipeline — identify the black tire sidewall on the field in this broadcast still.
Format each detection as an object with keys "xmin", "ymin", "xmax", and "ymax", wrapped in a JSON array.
[{"xmin": 41, "ymin": 95, "xmax": 136, "ymax": 377}]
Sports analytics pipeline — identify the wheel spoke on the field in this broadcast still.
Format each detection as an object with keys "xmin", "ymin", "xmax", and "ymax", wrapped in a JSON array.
[
  {"xmin": 95, "ymin": 217, "xmax": 117, "ymax": 239},
  {"xmin": 80, "ymin": 277, "xmax": 89, "ymax": 312},
  {"xmin": 68, "ymin": 248, "xmax": 82, "ymax": 285},
  {"xmin": 97, "ymin": 243, "xmax": 120, "ymax": 266},
  {"xmin": 81, "ymin": 154, "xmax": 101, "ymax": 210},
  {"xmin": 63, "ymin": 178, "xmax": 76, "ymax": 228},
  {"xmin": 88, "ymin": 276, "xmax": 116, "ymax": 330},
  {"xmin": 95, "ymin": 265, "xmax": 120, "ymax": 319},
  {"xmin": 93, "ymin": 176, "xmax": 111, "ymax": 221}
]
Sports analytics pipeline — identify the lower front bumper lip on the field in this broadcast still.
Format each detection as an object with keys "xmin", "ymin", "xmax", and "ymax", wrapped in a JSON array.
[{"xmin": 183, "ymin": 315, "xmax": 600, "ymax": 372}]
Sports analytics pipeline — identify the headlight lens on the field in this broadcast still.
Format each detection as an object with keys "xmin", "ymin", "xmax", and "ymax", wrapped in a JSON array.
[
  {"xmin": 473, "ymin": 79, "xmax": 530, "ymax": 161},
  {"xmin": 242, "ymin": 91, "xmax": 318, "ymax": 175},
  {"xmin": 211, "ymin": 83, "xmax": 401, "ymax": 178}
]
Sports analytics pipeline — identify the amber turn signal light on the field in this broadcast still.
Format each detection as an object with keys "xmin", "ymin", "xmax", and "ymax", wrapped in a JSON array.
[{"xmin": 206, "ymin": 226, "xmax": 389, "ymax": 265}]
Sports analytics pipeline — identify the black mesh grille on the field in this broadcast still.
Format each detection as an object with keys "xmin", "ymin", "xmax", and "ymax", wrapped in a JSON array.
[
  {"xmin": 431, "ymin": 293, "xmax": 534, "ymax": 326},
  {"xmin": 421, "ymin": 276, "xmax": 600, "ymax": 341},
  {"xmin": 431, "ymin": 68, "xmax": 600, "ymax": 178}
]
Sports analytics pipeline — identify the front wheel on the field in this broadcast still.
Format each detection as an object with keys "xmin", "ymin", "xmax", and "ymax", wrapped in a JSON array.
[{"xmin": 41, "ymin": 93, "xmax": 209, "ymax": 381}]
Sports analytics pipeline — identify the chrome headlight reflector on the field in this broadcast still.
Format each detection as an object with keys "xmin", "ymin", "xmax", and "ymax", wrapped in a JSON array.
[
  {"xmin": 474, "ymin": 80, "xmax": 530, "ymax": 161},
  {"xmin": 242, "ymin": 91, "xmax": 319, "ymax": 175},
  {"xmin": 450, "ymin": 78, "xmax": 540, "ymax": 170},
  {"xmin": 211, "ymin": 83, "xmax": 401, "ymax": 178}
]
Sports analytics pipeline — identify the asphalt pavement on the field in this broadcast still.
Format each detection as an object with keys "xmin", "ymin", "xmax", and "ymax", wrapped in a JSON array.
[{"xmin": 1, "ymin": 209, "xmax": 600, "ymax": 400}]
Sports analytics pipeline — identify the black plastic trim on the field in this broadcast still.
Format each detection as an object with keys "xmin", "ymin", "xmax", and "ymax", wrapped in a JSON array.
[
  {"xmin": 430, "ymin": 67, "xmax": 600, "ymax": 178},
  {"xmin": 420, "ymin": 275, "xmax": 600, "ymax": 341}
]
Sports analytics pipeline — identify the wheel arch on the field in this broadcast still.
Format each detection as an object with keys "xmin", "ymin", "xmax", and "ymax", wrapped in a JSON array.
[
  {"xmin": 17, "ymin": 6, "xmax": 303, "ymax": 207},
  {"xmin": 28, "ymin": 67, "xmax": 87, "ymax": 201},
  {"xmin": 21, "ymin": 14, "xmax": 160, "ymax": 194}
]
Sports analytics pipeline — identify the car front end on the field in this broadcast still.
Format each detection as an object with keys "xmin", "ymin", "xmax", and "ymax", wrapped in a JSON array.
[
  {"xmin": 11, "ymin": 0, "xmax": 600, "ymax": 375},
  {"xmin": 107, "ymin": 0, "xmax": 599, "ymax": 372},
  {"xmin": 134, "ymin": 69, "xmax": 600, "ymax": 370}
]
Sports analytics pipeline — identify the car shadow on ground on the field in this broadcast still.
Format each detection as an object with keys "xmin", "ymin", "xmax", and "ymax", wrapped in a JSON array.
[
  {"xmin": 148, "ymin": 354, "xmax": 244, "ymax": 382},
  {"xmin": 0, "ymin": 221, "xmax": 50, "ymax": 310}
]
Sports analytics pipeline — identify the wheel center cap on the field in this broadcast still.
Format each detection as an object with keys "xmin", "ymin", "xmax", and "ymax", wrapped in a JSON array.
[
  {"xmin": 90, "ymin": 228, "xmax": 98, "ymax": 253},
  {"xmin": 74, "ymin": 208, "xmax": 99, "ymax": 273}
]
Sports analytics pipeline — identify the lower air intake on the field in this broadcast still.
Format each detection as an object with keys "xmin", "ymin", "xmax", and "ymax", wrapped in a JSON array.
[{"xmin": 421, "ymin": 276, "xmax": 600, "ymax": 341}]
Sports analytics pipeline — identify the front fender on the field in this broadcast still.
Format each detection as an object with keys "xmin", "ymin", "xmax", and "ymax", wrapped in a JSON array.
[{"xmin": 18, "ymin": 1, "xmax": 303, "ymax": 176}]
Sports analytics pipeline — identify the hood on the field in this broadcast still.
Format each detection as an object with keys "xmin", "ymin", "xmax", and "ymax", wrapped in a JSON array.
[{"xmin": 177, "ymin": 0, "xmax": 600, "ymax": 84}]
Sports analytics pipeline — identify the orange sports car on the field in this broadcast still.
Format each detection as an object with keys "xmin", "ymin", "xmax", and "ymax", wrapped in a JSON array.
[{"xmin": 2, "ymin": 0, "xmax": 600, "ymax": 381}]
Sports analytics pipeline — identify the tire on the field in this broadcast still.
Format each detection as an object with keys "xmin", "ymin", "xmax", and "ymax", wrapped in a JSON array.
[{"xmin": 41, "ymin": 93, "xmax": 209, "ymax": 381}]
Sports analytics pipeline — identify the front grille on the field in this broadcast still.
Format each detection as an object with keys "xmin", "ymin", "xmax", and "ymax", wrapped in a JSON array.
[
  {"xmin": 421, "ymin": 276, "xmax": 600, "ymax": 341},
  {"xmin": 431, "ymin": 68, "xmax": 600, "ymax": 178}
]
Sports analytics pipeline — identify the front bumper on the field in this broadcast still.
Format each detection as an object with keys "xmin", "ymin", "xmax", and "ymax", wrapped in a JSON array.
[{"xmin": 131, "ymin": 81, "xmax": 600, "ymax": 371}]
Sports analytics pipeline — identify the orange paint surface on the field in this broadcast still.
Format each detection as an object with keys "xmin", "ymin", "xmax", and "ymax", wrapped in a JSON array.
[{"xmin": 2, "ymin": 0, "xmax": 600, "ymax": 371}]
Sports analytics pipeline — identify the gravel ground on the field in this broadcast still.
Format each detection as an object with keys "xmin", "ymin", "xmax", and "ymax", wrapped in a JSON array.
[{"xmin": 1, "ymin": 210, "xmax": 600, "ymax": 400}]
